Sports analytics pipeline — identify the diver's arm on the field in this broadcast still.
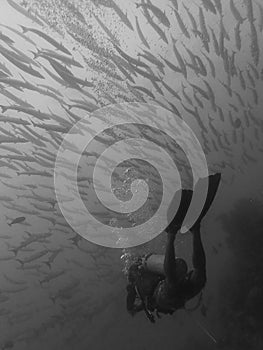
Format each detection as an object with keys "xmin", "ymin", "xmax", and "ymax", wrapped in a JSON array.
[
  {"xmin": 163, "ymin": 228, "xmax": 179, "ymax": 284},
  {"xmin": 126, "ymin": 284, "xmax": 144, "ymax": 315}
]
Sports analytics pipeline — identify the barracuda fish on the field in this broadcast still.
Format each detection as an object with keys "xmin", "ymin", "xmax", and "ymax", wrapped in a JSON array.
[
  {"xmin": 144, "ymin": 11, "xmax": 168, "ymax": 44},
  {"xmin": 160, "ymin": 55, "xmax": 182, "ymax": 73},
  {"xmin": 138, "ymin": 50, "xmax": 165, "ymax": 72},
  {"xmin": 1, "ymin": 180, "xmax": 23, "ymax": 190},
  {"xmin": 0, "ymin": 47, "xmax": 44, "ymax": 78},
  {"xmin": 190, "ymin": 82, "xmax": 209, "ymax": 100},
  {"xmin": 12, "ymin": 46, "xmax": 40, "ymax": 68},
  {"xmin": 42, "ymin": 66, "xmax": 69, "ymax": 87},
  {"xmin": 35, "ymin": 155, "xmax": 53, "ymax": 168},
  {"xmin": 0, "ymin": 154, "xmax": 36, "ymax": 162},
  {"xmin": 135, "ymin": 16, "xmax": 150, "ymax": 49},
  {"xmin": 171, "ymin": 36, "xmax": 187, "ymax": 78},
  {"xmin": 201, "ymin": 51, "xmax": 216, "ymax": 78},
  {"xmin": 111, "ymin": 0, "xmax": 134, "ymax": 31},
  {"xmin": 0, "ymin": 24, "xmax": 36, "ymax": 46},
  {"xmin": 0, "ymin": 115, "xmax": 30, "ymax": 126},
  {"xmin": 228, "ymin": 103, "xmax": 239, "ymax": 113},
  {"xmin": 16, "ymin": 170, "xmax": 53, "ymax": 177},
  {"xmin": 0, "ymin": 104, "xmax": 50, "ymax": 120},
  {"xmin": 92, "ymin": 13, "xmax": 120, "ymax": 46},
  {"xmin": 249, "ymin": 22, "xmax": 259, "ymax": 66},
  {"xmin": 193, "ymin": 90, "xmax": 204, "ymax": 108},
  {"xmin": 150, "ymin": 80, "xmax": 163, "ymax": 95},
  {"xmin": 0, "ymin": 88, "xmax": 32, "ymax": 108},
  {"xmin": 130, "ymin": 84, "xmax": 155, "ymax": 99},
  {"xmin": 222, "ymin": 49, "xmax": 229, "ymax": 74},
  {"xmin": 3, "ymin": 274, "xmax": 27, "ymax": 286},
  {"xmin": 20, "ymin": 25, "xmax": 71, "ymax": 55},
  {"xmin": 181, "ymin": 83, "xmax": 193, "ymax": 105},
  {"xmin": 43, "ymin": 248, "xmax": 63, "ymax": 269},
  {"xmin": 0, "ymin": 60, "xmax": 12, "ymax": 75},
  {"xmin": 229, "ymin": 51, "xmax": 237, "ymax": 76},
  {"xmin": 209, "ymin": 26, "xmax": 220, "ymax": 56},
  {"xmin": 6, "ymin": 216, "xmax": 26, "ymax": 227},
  {"xmin": 213, "ymin": 0, "xmax": 222, "ymax": 15},
  {"xmin": 0, "ymin": 30, "xmax": 14, "ymax": 45},
  {"xmin": 31, "ymin": 202, "xmax": 54, "ymax": 212},
  {"xmin": 136, "ymin": 1, "xmax": 170, "ymax": 28},
  {"xmin": 248, "ymin": 62, "xmax": 259, "ymax": 80},
  {"xmin": 246, "ymin": 68, "xmax": 256, "ymax": 87},
  {"xmin": 44, "ymin": 56, "xmax": 93, "ymax": 88},
  {"xmin": 201, "ymin": 0, "xmax": 217, "ymax": 14},
  {"xmin": 50, "ymin": 280, "xmax": 80, "ymax": 303},
  {"xmin": 170, "ymin": 7, "xmax": 190, "ymax": 39},
  {"xmin": 202, "ymin": 79, "xmax": 216, "ymax": 112},
  {"xmin": 230, "ymin": 1, "xmax": 244, "ymax": 25},
  {"xmin": 182, "ymin": 3, "xmax": 198, "ymax": 35},
  {"xmin": 0, "ymin": 77, "xmax": 34, "ymax": 91},
  {"xmin": 0, "ymin": 136, "xmax": 28, "ymax": 144},
  {"xmin": 161, "ymin": 80, "xmax": 181, "ymax": 101},
  {"xmin": 128, "ymin": 64, "xmax": 161, "ymax": 81},
  {"xmin": 219, "ymin": 23, "xmax": 229, "ymax": 55},
  {"xmin": 257, "ymin": 1, "xmax": 263, "ymax": 32},
  {"xmin": 30, "ymin": 120, "xmax": 69, "ymax": 133},
  {"xmin": 20, "ymin": 125, "xmax": 50, "ymax": 143},
  {"xmin": 199, "ymin": 7, "xmax": 210, "ymax": 42},
  {"xmin": 16, "ymin": 249, "xmax": 49, "ymax": 267},
  {"xmin": 39, "ymin": 270, "xmax": 66, "ymax": 286},
  {"xmin": 244, "ymin": 0, "xmax": 255, "ymax": 23},
  {"xmin": 234, "ymin": 22, "xmax": 242, "ymax": 51},
  {"xmin": 182, "ymin": 104, "xmax": 208, "ymax": 133},
  {"xmin": 248, "ymin": 87, "xmax": 258, "ymax": 105},
  {"xmin": 6, "ymin": 0, "xmax": 44, "ymax": 26},
  {"xmin": 193, "ymin": 55, "xmax": 207, "ymax": 76},
  {"xmin": 238, "ymin": 69, "xmax": 246, "ymax": 90},
  {"xmin": 65, "ymin": 102, "xmax": 98, "ymax": 113},
  {"xmin": 233, "ymin": 91, "xmax": 245, "ymax": 107},
  {"xmin": 32, "ymin": 48, "xmax": 83, "ymax": 68},
  {"xmin": 219, "ymin": 78, "xmax": 232, "ymax": 96},
  {"xmin": 169, "ymin": 0, "xmax": 178, "ymax": 10},
  {"xmin": 38, "ymin": 215, "xmax": 56, "ymax": 226},
  {"xmin": 112, "ymin": 43, "xmax": 148, "ymax": 69}
]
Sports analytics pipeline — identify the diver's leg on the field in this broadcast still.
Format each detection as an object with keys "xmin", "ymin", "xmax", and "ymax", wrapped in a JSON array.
[
  {"xmin": 163, "ymin": 229, "xmax": 178, "ymax": 283},
  {"xmin": 191, "ymin": 223, "xmax": 206, "ymax": 270},
  {"xmin": 185, "ymin": 224, "xmax": 206, "ymax": 298}
]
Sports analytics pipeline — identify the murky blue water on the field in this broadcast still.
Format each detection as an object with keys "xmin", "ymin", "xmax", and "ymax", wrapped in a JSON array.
[{"xmin": 0, "ymin": 1, "xmax": 262, "ymax": 349}]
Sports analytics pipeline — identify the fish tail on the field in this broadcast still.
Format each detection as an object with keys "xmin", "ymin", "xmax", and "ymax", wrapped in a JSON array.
[
  {"xmin": 9, "ymin": 248, "xmax": 18, "ymax": 256},
  {"xmin": 7, "ymin": 222, "xmax": 12, "ymax": 227},
  {"xmin": 0, "ymin": 105, "xmax": 8, "ymax": 113},
  {"xmin": 19, "ymin": 25, "xmax": 28, "ymax": 33},
  {"xmin": 50, "ymin": 296, "xmax": 56, "ymax": 304},
  {"xmin": 30, "ymin": 50, "xmax": 38, "ymax": 59},
  {"xmin": 44, "ymin": 261, "xmax": 51, "ymax": 269},
  {"xmin": 16, "ymin": 259, "xmax": 24, "ymax": 267}
]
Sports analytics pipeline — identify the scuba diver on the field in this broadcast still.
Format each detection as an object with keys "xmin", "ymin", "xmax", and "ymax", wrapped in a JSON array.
[{"xmin": 126, "ymin": 173, "xmax": 221, "ymax": 323}]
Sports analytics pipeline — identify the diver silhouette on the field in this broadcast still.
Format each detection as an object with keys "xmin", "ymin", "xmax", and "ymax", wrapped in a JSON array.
[{"xmin": 126, "ymin": 173, "xmax": 221, "ymax": 323}]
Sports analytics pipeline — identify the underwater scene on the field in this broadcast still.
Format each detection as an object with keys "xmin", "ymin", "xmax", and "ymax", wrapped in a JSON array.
[{"xmin": 0, "ymin": 0, "xmax": 263, "ymax": 349}]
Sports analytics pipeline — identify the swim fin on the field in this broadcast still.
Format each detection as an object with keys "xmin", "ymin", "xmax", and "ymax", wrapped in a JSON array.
[
  {"xmin": 167, "ymin": 189, "xmax": 193, "ymax": 231},
  {"xmin": 167, "ymin": 173, "xmax": 221, "ymax": 231},
  {"xmin": 191, "ymin": 173, "xmax": 221, "ymax": 229}
]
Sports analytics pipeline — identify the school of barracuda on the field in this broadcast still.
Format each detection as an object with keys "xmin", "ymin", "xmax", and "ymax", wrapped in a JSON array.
[{"xmin": 0, "ymin": 0, "xmax": 262, "ymax": 348}]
